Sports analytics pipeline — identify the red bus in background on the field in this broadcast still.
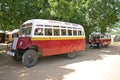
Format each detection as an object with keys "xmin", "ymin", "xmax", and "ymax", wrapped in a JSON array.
[
  {"xmin": 7, "ymin": 19, "xmax": 86, "ymax": 67},
  {"xmin": 89, "ymin": 32, "xmax": 111, "ymax": 48}
]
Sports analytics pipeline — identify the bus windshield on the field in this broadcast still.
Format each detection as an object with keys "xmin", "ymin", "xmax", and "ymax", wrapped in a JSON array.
[
  {"xmin": 19, "ymin": 23, "xmax": 32, "ymax": 37},
  {"xmin": 20, "ymin": 27, "xmax": 32, "ymax": 37}
]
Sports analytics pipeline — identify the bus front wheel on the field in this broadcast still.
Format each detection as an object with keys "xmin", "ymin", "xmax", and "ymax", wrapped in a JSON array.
[{"xmin": 22, "ymin": 50, "xmax": 38, "ymax": 68}]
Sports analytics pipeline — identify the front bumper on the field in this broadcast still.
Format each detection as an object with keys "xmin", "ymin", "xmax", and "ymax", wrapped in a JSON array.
[
  {"xmin": 7, "ymin": 51, "xmax": 15, "ymax": 56},
  {"xmin": 7, "ymin": 49, "xmax": 16, "ymax": 56}
]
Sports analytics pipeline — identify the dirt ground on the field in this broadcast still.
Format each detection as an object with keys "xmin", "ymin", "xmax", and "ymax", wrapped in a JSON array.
[{"xmin": 0, "ymin": 44, "xmax": 120, "ymax": 80}]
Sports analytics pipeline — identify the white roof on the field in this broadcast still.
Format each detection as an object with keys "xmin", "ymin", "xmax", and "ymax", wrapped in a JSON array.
[
  {"xmin": 0, "ymin": 30, "xmax": 9, "ymax": 33},
  {"xmin": 0, "ymin": 30, "xmax": 4, "ymax": 33},
  {"xmin": 22, "ymin": 19, "xmax": 84, "ymax": 30},
  {"xmin": 6, "ymin": 29, "xmax": 19, "ymax": 34}
]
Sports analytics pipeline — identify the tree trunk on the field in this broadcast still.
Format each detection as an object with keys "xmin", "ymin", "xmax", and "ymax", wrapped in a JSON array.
[
  {"xmin": 2, "ymin": 33, "xmax": 5, "ymax": 43},
  {"xmin": 101, "ymin": 26, "xmax": 107, "ymax": 34}
]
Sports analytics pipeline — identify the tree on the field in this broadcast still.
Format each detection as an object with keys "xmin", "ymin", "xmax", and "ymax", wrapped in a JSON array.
[
  {"xmin": 89, "ymin": 0, "xmax": 120, "ymax": 34},
  {"xmin": 0, "ymin": 0, "xmax": 120, "ymax": 43}
]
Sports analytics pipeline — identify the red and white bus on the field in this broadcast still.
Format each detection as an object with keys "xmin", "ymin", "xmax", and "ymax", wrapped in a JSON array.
[
  {"xmin": 89, "ymin": 32, "xmax": 111, "ymax": 48},
  {"xmin": 7, "ymin": 19, "xmax": 86, "ymax": 67}
]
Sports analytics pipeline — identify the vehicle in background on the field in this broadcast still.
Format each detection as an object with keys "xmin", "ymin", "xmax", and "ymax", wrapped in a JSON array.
[
  {"xmin": 89, "ymin": 32, "xmax": 111, "ymax": 48},
  {"xmin": 0, "ymin": 30, "xmax": 5, "ymax": 43},
  {"xmin": 7, "ymin": 19, "xmax": 86, "ymax": 67},
  {"xmin": 6, "ymin": 29, "xmax": 19, "ymax": 43}
]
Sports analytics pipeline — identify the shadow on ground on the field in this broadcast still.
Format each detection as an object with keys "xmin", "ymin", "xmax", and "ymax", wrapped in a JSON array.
[{"xmin": 0, "ymin": 45, "xmax": 120, "ymax": 80}]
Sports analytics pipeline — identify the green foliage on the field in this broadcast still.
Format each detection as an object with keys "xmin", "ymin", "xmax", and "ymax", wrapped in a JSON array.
[
  {"xmin": 89, "ymin": 0, "xmax": 120, "ymax": 33},
  {"xmin": 112, "ymin": 41, "xmax": 120, "ymax": 45},
  {"xmin": 109, "ymin": 22, "xmax": 120, "ymax": 35},
  {"xmin": 0, "ymin": 0, "xmax": 120, "ymax": 42}
]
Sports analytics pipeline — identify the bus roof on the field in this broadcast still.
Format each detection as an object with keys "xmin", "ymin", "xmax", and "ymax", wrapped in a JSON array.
[{"xmin": 22, "ymin": 19, "xmax": 84, "ymax": 30}]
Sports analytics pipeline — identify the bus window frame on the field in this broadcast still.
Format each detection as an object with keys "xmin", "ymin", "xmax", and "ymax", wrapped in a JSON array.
[
  {"xmin": 32, "ymin": 24, "xmax": 84, "ymax": 37},
  {"xmin": 67, "ymin": 26, "xmax": 73, "ymax": 36},
  {"xmin": 73, "ymin": 29, "xmax": 77, "ymax": 36},
  {"xmin": 45, "ymin": 28, "xmax": 52, "ymax": 36},
  {"xmin": 61, "ymin": 26, "xmax": 67, "ymax": 36},
  {"xmin": 34, "ymin": 28, "xmax": 44, "ymax": 36},
  {"xmin": 61, "ymin": 29, "xmax": 67, "ymax": 36},
  {"xmin": 34, "ymin": 25, "xmax": 44, "ymax": 36}
]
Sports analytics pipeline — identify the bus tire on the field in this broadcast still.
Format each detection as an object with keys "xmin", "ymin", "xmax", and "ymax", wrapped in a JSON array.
[
  {"xmin": 98, "ymin": 43, "xmax": 102, "ymax": 49},
  {"xmin": 105, "ymin": 45, "xmax": 109, "ymax": 48},
  {"xmin": 22, "ymin": 50, "xmax": 38, "ymax": 68},
  {"xmin": 66, "ymin": 52, "xmax": 76, "ymax": 59}
]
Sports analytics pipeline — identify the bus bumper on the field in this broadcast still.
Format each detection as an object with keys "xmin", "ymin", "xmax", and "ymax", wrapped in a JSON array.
[{"xmin": 7, "ymin": 50, "xmax": 15, "ymax": 56}]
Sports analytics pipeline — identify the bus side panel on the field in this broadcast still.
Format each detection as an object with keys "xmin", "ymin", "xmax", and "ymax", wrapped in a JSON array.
[
  {"xmin": 101, "ymin": 38, "xmax": 111, "ymax": 45},
  {"xmin": 32, "ymin": 39, "xmax": 86, "ymax": 56}
]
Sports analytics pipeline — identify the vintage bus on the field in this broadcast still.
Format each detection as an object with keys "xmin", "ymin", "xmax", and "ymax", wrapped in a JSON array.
[
  {"xmin": 7, "ymin": 19, "xmax": 86, "ymax": 67},
  {"xmin": 89, "ymin": 32, "xmax": 111, "ymax": 48}
]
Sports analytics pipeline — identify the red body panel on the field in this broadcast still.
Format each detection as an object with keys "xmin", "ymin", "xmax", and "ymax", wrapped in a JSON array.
[
  {"xmin": 32, "ymin": 39, "xmax": 85, "ymax": 56},
  {"xmin": 89, "ymin": 38, "xmax": 111, "ymax": 46},
  {"xmin": 100, "ymin": 39, "xmax": 111, "ymax": 45},
  {"xmin": 15, "ymin": 37, "xmax": 85, "ymax": 56},
  {"xmin": 16, "ymin": 37, "xmax": 31, "ymax": 50}
]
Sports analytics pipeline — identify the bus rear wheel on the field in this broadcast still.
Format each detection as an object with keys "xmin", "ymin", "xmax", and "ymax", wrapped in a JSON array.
[
  {"xmin": 66, "ymin": 52, "xmax": 76, "ymax": 59},
  {"xmin": 22, "ymin": 50, "xmax": 38, "ymax": 68},
  {"xmin": 97, "ymin": 43, "xmax": 102, "ymax": 48},
  {"xmin": 105, "ymin": 44, "xmax": 109, "ymax": 48}
]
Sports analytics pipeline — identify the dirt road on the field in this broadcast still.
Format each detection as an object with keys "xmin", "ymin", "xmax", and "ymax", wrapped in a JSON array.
[{"xmin": 0, "ymin": 45, "xmax": 120, "ymax": 80}]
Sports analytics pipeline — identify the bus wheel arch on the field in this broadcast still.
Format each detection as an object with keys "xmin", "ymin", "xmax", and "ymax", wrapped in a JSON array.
[
  {"xmin": 66, "ymin": 52, "xmax": 76, "ymax": 59},
  {"xmin": 27, "ymin": 45, "xmax": 42, "ymax": 55}
]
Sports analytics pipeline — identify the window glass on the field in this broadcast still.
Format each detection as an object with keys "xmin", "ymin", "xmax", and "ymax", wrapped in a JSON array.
[
  {"xmin": 101, "ymin": 36, "xmax": 104, "ymax": 38},
  {"xmin": 20, "ymin": 27, "xmax": 32, "ymax": 36},
  {"xmin": 104, "ymin": 35, "xmax": 107, "ymax": 38},
  {"xmin": 78, "ymin": 31, "xmax": 82, "ymax": 35},
  {"xmin": 68, "ymin": 30, "xmax": 72, "ymax": 36},
  {"xmin": 109, "ymin": 35, "xmax": 111, "ymax": 38},
  {"xmin": 61, "ymin": 26, "xmax": 66, "ymax": 28},
  {"xmin": 54, "ymin": 29, "xmax": 60, "ymax": 36},
  {"xmin": 73, "ymin": 30, "xmax": 77, "ymax": 36},
  {"xmin": 34, "ymin": 28, "xmax": 43, "ymax": 35},
  {"xmin": 45, "ymin": 25, "xmax": 52, "ymax": 27},
  {"xmin": 53, "ymin": 26, "xmax": 59, "ymax": 28},
  {"xmin": 36, "ymin": 25, "xmax": 43, "ymax": 27},
  {"xmin": 45, "ymin": 28, "xmax": 52, "ymax": 36},
  {"xmin": 12, "ymin": 33, "xmax": 19, "ymax": 38},
  {"xmin": 61, "ymin": 29, "xmax": 66, "ymax": 35}
]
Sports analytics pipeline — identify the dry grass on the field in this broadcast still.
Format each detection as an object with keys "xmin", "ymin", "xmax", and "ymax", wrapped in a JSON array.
[{"xmin": 112, "ymin": 41, "xmax": 120, "ymax": 45}]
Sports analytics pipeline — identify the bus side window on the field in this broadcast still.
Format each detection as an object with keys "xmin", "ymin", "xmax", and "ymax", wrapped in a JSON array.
[
  {"xmin": 45, "ymin": 28, "xmax": 52, "ymax": 36},
  {"xmin": 68, "ymin": 30, "xmax": 72, "ymax": 36},
  {"xmin": 54, "ymin": 29, "xmax": 60, "ymax": 36},
  {"xmin": 101, "ymin": 36, "xmax": 104, "ymax": 38},
  {"xmin": 78, "ymin": 30, "xmax": 82, "ymax": 35},
  {"xmin": 34, "ymin": 28, "xmax": 43, "ymax": 35},
  {"xmin": 73, "ymin": 30, "xmax": 77, "ymax": 36},
  {"xmin": 109, "ymin": 35, "xmax": 111, "ymax": 38},
  {"xmin": 61, "ymin": 29, "xmax": 66, "ymax": 35},
  {"xmin": 106, "ymin": 35, "xmax": 108, "ymax": 38}
]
